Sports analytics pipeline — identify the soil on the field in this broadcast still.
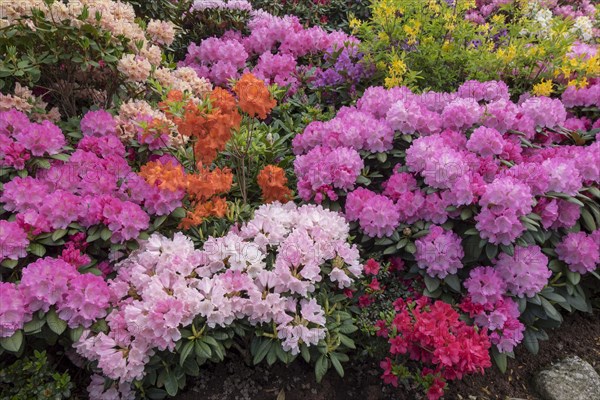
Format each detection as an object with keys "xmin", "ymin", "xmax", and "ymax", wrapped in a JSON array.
[{"xmin": 175, "ymin": 312, "xmax": 600, "ymax": 400}]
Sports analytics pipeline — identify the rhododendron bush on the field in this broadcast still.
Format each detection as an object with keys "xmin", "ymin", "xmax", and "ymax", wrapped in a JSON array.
[
  {"xmin": 76, "ymin": 202, "xmax": 361, "ymax": 397},
  {"xmin": 294, "ymin": 79, "xmax": 600, "ymax": 394}
]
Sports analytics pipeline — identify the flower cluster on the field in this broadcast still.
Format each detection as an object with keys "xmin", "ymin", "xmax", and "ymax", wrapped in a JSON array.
[
  {"xmin": 178, "ymin": 9, "xmax": 362, "ymax": 93},
  {"xmin": 414, "ymin": 227, "xmax": 464, "ymax": 279},
  {"xmin": 257, "ymin": 165, "xmax": 293, "ymax": 203},
  {"xmin": 75, "ymin": 202, "xmax": 362, "ymax": 384},
  {"xmin": 0, "ymin": 258, "xmax": 110, "ymax": 337},
  {"xmin": 190, "ymin": 0, "xmax": 253, "ymax": 12},
  {"xmin": 555, "ymin": 231, "xmax": 600, "ymax": 274},
  {"xmin": 138, "ymin": 158, "xmax": 232, "ymax": 229},
  {"xmin": 0, "ymin": 109, "xmax": 65, "ymax": 169},
  {"xmin": 1, "ymin": 0, "xmax": 211, "ymax": 117},
  {"xmin": 0, "ymin": 220, "xmax": 29, "ymax": 262},
  {"xmin": 378, "ymin": 297, "xmax": 491, "ymax": 400},
  {"xmin": 460, "ymin": 296, "xmax": 525, "ymax": 354}
]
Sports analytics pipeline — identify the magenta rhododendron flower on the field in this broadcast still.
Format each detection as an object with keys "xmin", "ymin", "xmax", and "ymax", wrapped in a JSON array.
[
  {"xmin": 414, "ymin": 226, "xmax": 464, "ymax": 279},
  {"xmin": 556, "ymin": 231, "xmax": 600, "ymax": 274},
  {"xmin": 495, "ymin": 246, "xmax": 551, "ymax": 298}
]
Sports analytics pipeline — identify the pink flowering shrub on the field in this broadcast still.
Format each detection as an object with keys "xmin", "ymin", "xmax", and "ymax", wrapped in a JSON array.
[
  {"xmin": 178, "ymin": 9, "xmax": 370, "ymax": 100},
  {"xmin": 75, "ymin": 202, "xmax": 363, "ymax": 397},
  {"xmin": 294, "ymin": 80, "xmax": 600, "ymax": 377}
]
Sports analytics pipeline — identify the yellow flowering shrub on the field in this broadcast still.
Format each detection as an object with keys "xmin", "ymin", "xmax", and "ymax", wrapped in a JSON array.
[{"xmin": 353, "ymin": 0, "xmax": 599, "ymax": 95}]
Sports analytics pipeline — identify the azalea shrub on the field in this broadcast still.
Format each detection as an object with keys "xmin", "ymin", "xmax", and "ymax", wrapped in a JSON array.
[
  {"xmin": 178, "ymin": 7, "xmax": 372, "ymax": 104},
  {"xmin": 352, "ymin": 0, "xmax": 599, "ymax": 95},
  {"xmin": 293, "ymin": 79, "xmax": 600, "ymax": 396},
  {"xmin": 72, "ymin": 202, "xmax": 362, "ymax": 398}
]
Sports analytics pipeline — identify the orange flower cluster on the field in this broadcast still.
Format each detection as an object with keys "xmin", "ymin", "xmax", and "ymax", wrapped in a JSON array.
[
  {"xmin": 181, "ymin": 164, "xmax": 232, "ymax": 229},
  {"xmin": 159, "ymin": 89, "xmax": 241, "ymax": 165},
  {"xmin": 139, "ymin": 159, "xmax": 187, "ymax": 192},
  {"xmin": 257, "ymin": 165, "xmax": 292, "ymax": 204},
  {"xmin": 233, "ymin": 73, "xmax": 277, "ymax": 119},
  {"xmin": 138, "ymin": 159, "xmax": 233, "ymax": 229}
]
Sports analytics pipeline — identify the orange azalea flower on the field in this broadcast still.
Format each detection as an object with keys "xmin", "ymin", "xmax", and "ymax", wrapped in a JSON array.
[
  {"xmin": 257, "ymin": 165, "xmax": 292, "ymax": 203},
  {"xmin": 138, "ymin": 160, "xmax": 187, "ymax": 192},
  {"xmin": 179, "ymin": 197, "xmax": 229, "ymax": 230},
  {"xmin": 186, "ymin": 166, "xmax": 233, "ymax": 202},
  {"xmin": 233, "ymin": 73, "xmax": 276, "ymax": 119}
]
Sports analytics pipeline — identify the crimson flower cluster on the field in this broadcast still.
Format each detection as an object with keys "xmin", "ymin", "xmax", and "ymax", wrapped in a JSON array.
[{"xmin": 377, "ymin": 297, "xmax": 491, "ymax": 400}]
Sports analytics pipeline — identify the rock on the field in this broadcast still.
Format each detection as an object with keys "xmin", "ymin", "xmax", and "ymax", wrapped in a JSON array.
[{"xmin": 535, "ymin": 356, "xmax": 600, "ymax": 400}]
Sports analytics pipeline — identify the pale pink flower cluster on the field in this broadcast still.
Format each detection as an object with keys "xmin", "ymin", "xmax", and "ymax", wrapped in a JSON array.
[
  {"xmin": 0, "ymin": 83, "xmax": 60, "ymax": 122},
  {"xmin": 146, "ymin": 19, "xmax": 176, "ymax": 46},
  {"xmin": 117, "ymin": 54, "xmax": 152, "ymax": 83},
  {"xmin": 75, "ymin": 203, "xmax": 362, "ymax": 384}
]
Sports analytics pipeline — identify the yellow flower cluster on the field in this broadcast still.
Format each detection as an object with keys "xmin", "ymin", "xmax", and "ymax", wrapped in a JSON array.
[
  {"xmin": 384, "ymin": 56, "xmax": 406, "ymax": 88},
  {"xmin": 532, "ymin": 80, "xmax": 554, "ymax": 97}
]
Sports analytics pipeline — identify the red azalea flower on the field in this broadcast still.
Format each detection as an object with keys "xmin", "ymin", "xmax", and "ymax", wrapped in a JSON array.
[
  {"xmin": 380, "ymin": 358, "xmax": 398, "ymax": 387},
  {"xmin": 375, "ymin": 319, "xmax": 389, "ymax": 338},
  {"xmin": 364, "ymin": 258, "xmax": 381, "ymax": 275},
  {"xmin": 368, "ymin": 277, "xmax": 381, "ymax": 291},
  {"xmin": 358, "ymin": 294, "xmax": 374, "ymax": 308}
]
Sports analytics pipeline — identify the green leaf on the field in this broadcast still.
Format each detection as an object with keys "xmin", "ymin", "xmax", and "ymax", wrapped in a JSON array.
[
  {"xmin": 376, "ymin": 152, "xmax": 387, "ymax": 163},
  {"xmin": 195, "ymin": 341, "xmax": 212, "ymax": 359},
  {"xmin": 485, "ymin": 243, "xmax": 498, "ymax": 260},
  {"xmin": 164, "ymin": 370, "xmax": 178, "ymax": 397},
  {"xmin": 171, "ymin": 207, "xmax": 187, "ymax": 219},
  {"xmin": 491, "ymin": 347, "xmax": 507, "ymax": 373},
  {"xmin": 580, "ymin": 208, "xmax": 596, "ymax": 231},
  {"xmin": 330, "ymin": 353, "xmax": 344, "ymax": 378},
  {"xmin": 405, "ymin": 242, "xmax": 416, "ymax": 254},
  {"xmin": 1, "ymin": 259, "xmax": 18, "ymax": 269},
  {"xmin": 338, "ymin": 324, "xmax": 358, "ymax": 334},
  {"xmin": 0, "ymin": 330, "xmax": 23, "ymax": 352},
  {"xmin": 252, "ymin": 339, "xmax": 272, "ymax": 365},
  {"xmin": 23, "ymin": 316, "xmax": 45, "ymax": 333},
  {"xmin": 566, "ymin": 271, "xmax": 581, "ymax": 285},
  {"xmin": 52, "ymin": 229, "xmax": 68, "ymax": 242},
  {"xmin": 424, "ymin": 275, "xmax": 440, "ymax": 292},
  {"xmin": 444, "ymin": 274, "xmax": 461, "ymax": 292},
  {"xmin": 179, "ymin": 341, "xmax": 194, "ymax": 366},
  {"xmin": 50, "ymin": 153, "xmax": 70, "ymax": 162},
  {"xmin": 460, "ymin": 208, "xmax": 472, "ymax": 220},
  {"xmin": 100, "ymin": 228, "xmax": 112, "ymax": 241},
  {"xmin": 315, "ymin": 355, "xmax": 328, "ymax": 383},
  {"xmin": 69, "ymin": 326, "xmax": 84, "ymax": 342},
  {"xmin": 338, "ymin": 334, "xmax": 355, "ymax": 349},
  {"xmin": 300, "ymin": 344, "xmax": 310, "ymax": 363},
  {"xmin": 540, "ymin": 297, "xmax": 562, "ymax": 322},
  {"xmin": 153, "ymin": 215, "xmax": 168, "ymax": 230},
  {"xmin": 202, "ymin": 336, "xmax": 218, "ymax": 347},
  {"xmin": 383, "ymin": 245, "xmax": 397, "ymax": 255},
  {"xmin": 540, "ymin": 292, "xmax": 566, "ymax": 303},
  {"xmin": 523, "ymin": 330, "xmax": 539, "ymax": 354},
  {"xmin": 28, "ymin": 243, "xmax": 46, "ymax": 257},
  {"xmin": 47, "ymin": 309, "xmax": 67, "ymax": 335}
]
